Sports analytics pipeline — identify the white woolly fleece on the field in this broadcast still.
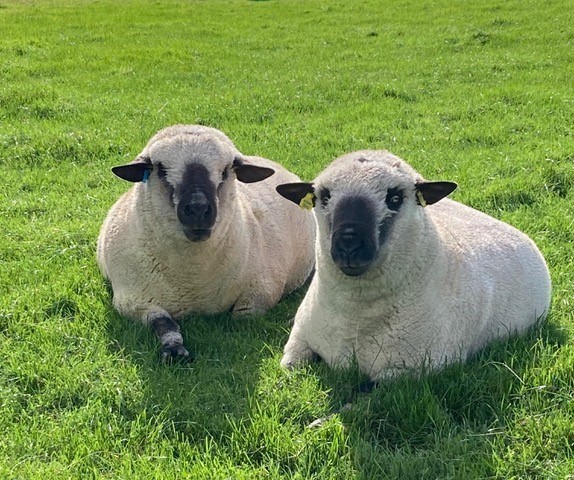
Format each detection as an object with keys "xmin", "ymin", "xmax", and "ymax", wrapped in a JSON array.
[
  {"xmin": 97, "ymin": 125, "xmax": 316, "ymax": 324},
  {"xmin": 281, "ymin": 150, "xmax": 551, "ymax": 380}
]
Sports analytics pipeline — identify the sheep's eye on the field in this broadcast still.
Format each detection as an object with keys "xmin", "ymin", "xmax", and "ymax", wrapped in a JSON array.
[
  {"xmin": 319, "ymin": 188, "xmax": 331, "ymax": 207},
  {"xmin": 386, "ymin": 188, "xmax": 403, "ymax": 211},
  {"xmin": 222, "ymin": 167, "xmax": 229, "ymax": 182},
  {"xmin": 157, "ymin": 162, "xmax": 167, "ymax": 180}
]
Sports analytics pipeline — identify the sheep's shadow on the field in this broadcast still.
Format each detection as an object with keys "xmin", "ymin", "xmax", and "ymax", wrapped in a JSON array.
[
  {"xmin": 302, "ymin": 316, "xmax": 567, "ymax": 477},
  {"xmin": 103, "ymin": 287, "xmax": 307, "ymax": 442},
  {"xmin": 104, "ymin": 287, "xmax": 565, "ymax": 477}
]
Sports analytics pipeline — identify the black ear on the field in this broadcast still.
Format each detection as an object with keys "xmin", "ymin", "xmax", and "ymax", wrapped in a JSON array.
[
  {"xmin": 276, "ymin": 182, "xmax": 316, "ymax": 208},
  {"xmin": 415, "ymin": 181, "xmax": 458, "ymax": 206},
  {"xmin": 232, "ymin": 157, "xmax": 275, "ymax": 183},
  {"xmin": 112, "ymin": 157, "xmax": 152, "ymax": 183}
]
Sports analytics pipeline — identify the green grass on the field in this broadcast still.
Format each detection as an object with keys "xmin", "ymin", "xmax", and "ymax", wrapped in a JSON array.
[{"xmin": 1, "ymin": 0, "xmax": 573, "ymax": 477}]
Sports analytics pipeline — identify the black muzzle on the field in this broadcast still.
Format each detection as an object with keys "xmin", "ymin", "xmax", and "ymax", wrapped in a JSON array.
[
  {"xmin": 176, "ymin": 164, "xmax": 217, "ymax": 242},
  {"xmin": 330, "ymin": 197, "xmax": 378, "ymax": 276}
]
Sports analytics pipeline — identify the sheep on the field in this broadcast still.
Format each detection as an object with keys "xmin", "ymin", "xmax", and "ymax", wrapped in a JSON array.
[
  {"xmin": 276, "ymin": 150, "xmax": 551, "ymax": 381},
  {"xmin": 97, "ymin": 125, "xmax": 315, "ymax": 362}
]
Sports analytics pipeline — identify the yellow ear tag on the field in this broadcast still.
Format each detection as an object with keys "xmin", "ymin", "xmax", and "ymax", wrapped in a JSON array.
[
  {"xmin": 416, "ymin": 190, "xmax": 427, "ymax": 208},
  {"xmin": 299, "ymin": 192, "xmax": 316, "ymax": 210}
]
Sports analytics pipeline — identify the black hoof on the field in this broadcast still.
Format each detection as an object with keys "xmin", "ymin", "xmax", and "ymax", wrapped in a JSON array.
[
  {"xmin": 160, "ymin": 344, "xmax": 193, "ymax": 364},
  {"xmin": 357, "ymin": 380, "xmax": 378, "ymax": 394}
]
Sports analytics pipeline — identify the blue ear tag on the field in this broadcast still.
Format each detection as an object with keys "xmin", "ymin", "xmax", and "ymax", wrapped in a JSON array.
[{"xmin": 142, "ymin": 169, "xmax": 150, "ymax": 183}]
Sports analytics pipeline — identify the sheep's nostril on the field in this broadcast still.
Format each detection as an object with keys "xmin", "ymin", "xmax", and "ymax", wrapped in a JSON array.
[
  {"xmin": 337, "ymin": 228, "xmax": 363, "ymax": 257},
  {"xmin": 183, "ymin": 201, "xmax": 209, "ymax": 220},
  {"xmin": 183, "ymin": 203, "xmax": 194, "ymax": 217},
  {"xmin": 340, "ymin": 234, "xmax": 361, "ymax": 254},
  {"xmin": 177, "ymin": 193, "xmax": 217, "ymax": 230}
]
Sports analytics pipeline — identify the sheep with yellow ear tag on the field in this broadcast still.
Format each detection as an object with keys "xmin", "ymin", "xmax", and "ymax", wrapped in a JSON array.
[{"xmin": 276, "ymin": 150, "xmax": 551, "ymax": 381}]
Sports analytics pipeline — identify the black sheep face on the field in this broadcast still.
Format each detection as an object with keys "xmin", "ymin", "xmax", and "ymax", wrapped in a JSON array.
[
  {"xmin": 276, "ymin": 150, "xmax": 456, "ymax": 277},
  {"xmin": 111, "ymin": 130, "xmax": 274, "ymax": 242},
  {"xmin": 314, "ymin": 180, "xmax": 411, "ymax": 277}
]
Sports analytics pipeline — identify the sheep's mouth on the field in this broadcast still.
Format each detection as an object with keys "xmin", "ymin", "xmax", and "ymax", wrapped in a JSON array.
[
  {"xmin": 331, "ymin": 226, "xmax": 377, "ymax": 277},
  {"xmin": 337, "ymin": 263, "xmax": 371, "ymax": 277},
  {"xmin": 183, "ymin": 227, "xmax": 212, "ymax": 242}
]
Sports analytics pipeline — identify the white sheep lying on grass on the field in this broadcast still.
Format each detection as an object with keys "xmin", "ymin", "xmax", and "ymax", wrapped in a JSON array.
[
  {"xmin": 97, "ymin": 125, "xmax": 315, "ymax": 362},
  {"xmin": 276, "ymin": 150, "xmax": 551, "ymax": 381}
]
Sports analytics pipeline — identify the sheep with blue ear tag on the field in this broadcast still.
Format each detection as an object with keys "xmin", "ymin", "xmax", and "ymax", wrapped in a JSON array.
[
  {"xmin": 97, "ymin": 125, "xmax": 316, "ymax": 363},
  {"xmin": 276, "ymin": 150, "xmax": 551, "ymax": 381}
]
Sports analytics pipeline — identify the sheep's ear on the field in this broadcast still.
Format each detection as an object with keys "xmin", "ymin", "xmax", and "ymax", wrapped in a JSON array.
[
  {"xmin": 232, "ymin": 157, "xmax": 275, "ymax": 183},
  {"xmin": 112, "ymin": 157, "xmax": 153, "ymax": 183},
  {"xmin": 415, "ymin": 181, "xmax": 458, "ymax": 206},
  {"xmin": 276, "ymin": 182, "xmax": 316, "ymax": 210}
]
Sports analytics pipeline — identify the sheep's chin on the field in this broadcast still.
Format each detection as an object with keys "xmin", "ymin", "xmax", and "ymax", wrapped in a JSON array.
[{"xmin": 182, "ymin": 227, "xmax": 212, "ymax": 242}]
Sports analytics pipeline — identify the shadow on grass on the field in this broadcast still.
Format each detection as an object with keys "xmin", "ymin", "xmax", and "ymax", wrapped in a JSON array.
[
  {"xmin": 104, "ymin": 290, "xmax": 566, "ymax": 477},
  {"xmin": 103, "ymin": 287, "xmax": 305, "ymax": 442},
  {"xmin": 305, "ymin": 317, "xmax": 567, "ymax": 478}
]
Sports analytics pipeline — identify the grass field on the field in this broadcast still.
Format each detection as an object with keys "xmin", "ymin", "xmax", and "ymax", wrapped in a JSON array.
[{"xmin": 1, "ymin": 0, "xmax": 573, "ymax": 477}]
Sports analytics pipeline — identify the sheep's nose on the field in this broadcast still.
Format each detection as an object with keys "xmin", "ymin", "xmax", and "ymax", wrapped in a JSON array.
[
  {"xmin": 178, "ymin": 192, "xmax": 214, "ymax": 225},
  {"xmin": 331, "ymin": 225, "xmax": 377, "ymax": 276},
  {"xmin": 183, "ymin": 199, "xmax": 211, "ymax": 220},
  {"xmin": 334, "ymin": 228, "xmax": 363, "ymax": 257}
]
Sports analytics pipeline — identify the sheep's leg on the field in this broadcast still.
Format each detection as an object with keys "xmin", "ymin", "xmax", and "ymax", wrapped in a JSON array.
[
  {"xmin": 231, "ymin": 303, "xmax": 266, "ymax": 316},
  {"xmin": 150, "ymin": 314, "xmax": 191, "ymax": 364},
  {"xmin": 281, "ymin": 333, "xmax": 315, "ymax": 369},
  {"xmin": 231, "ymin": 291, "xmax": 272, "ymax": 316},
  {"xmin": 231, "ymin": 278, "xmax": 285, "ymax": 316}
]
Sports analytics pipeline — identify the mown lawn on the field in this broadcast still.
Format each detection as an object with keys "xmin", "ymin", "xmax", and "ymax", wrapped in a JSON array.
[{"xmin": 1, "ymin": 0, "xmax": 573, "ymax": 478}]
